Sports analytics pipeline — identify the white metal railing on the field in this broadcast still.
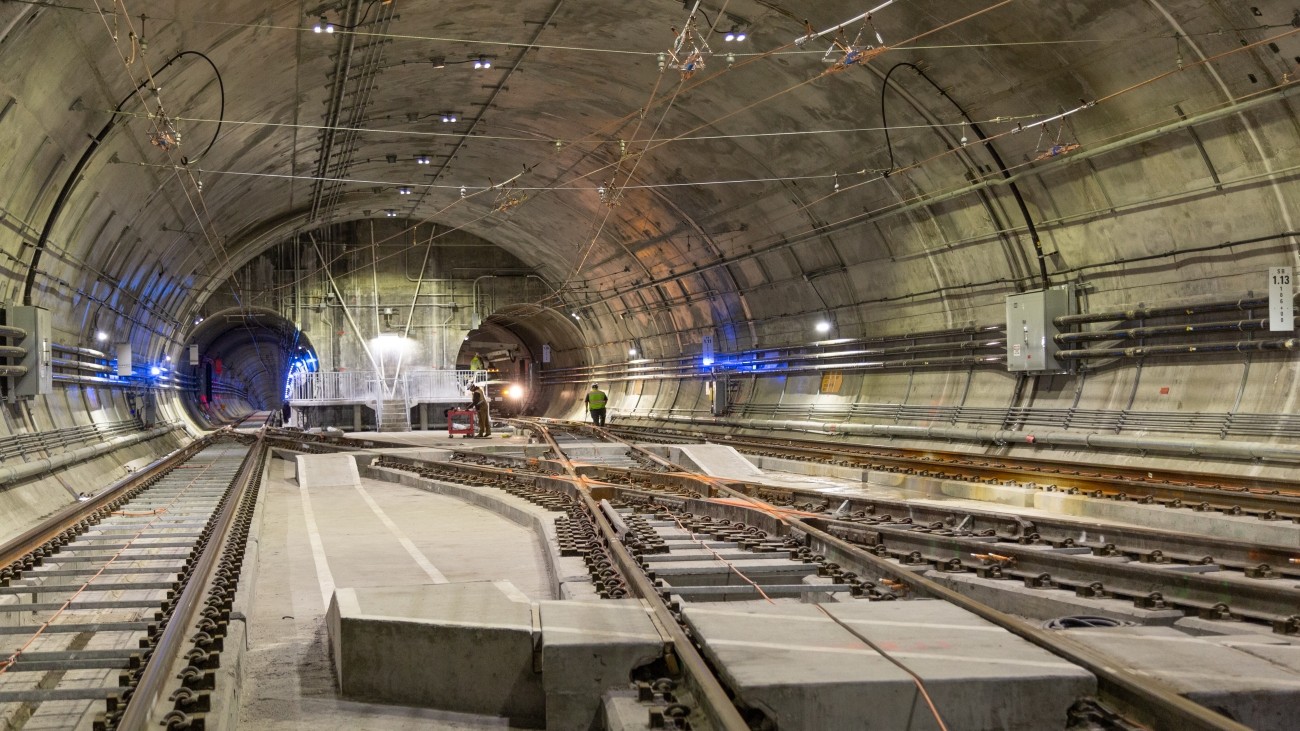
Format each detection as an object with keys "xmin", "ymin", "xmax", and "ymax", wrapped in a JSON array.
[
  {"xmin": 287, "ymin": 369, "xmax": 489, "ymax": 406},
  {"xmin": 405, "ymin": 369, "xmax": 488, "ymax": 404},
  {"xmin": 285, "ymin": 371, "xmax": 378, "ymax": 403}
]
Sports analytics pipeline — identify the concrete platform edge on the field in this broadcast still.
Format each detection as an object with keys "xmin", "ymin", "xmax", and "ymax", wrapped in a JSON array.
[
  {"xmin": 364, "ymin": 464, "xmax": 590, "ymax": 600},
  {"xmin": 208, "ymin": 445, "xmax": 272, "ymax": 729}
]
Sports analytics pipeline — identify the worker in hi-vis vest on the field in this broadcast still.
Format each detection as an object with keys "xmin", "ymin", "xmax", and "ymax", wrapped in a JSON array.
[
  {"xmin": 469, "ymin": 352, "xmax": 484, "ymax": 371},
  {"xmin": 585, "ymin": 383, "xmax": 608, "ymax": 426}
]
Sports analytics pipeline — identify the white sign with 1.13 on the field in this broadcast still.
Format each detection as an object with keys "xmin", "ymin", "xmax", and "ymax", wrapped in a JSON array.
[{"xmin": 1270, "ymin": 266, "xmax": 1294, "ymax": 332}]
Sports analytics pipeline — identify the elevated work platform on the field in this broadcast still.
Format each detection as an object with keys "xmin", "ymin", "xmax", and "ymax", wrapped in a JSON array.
[{"xmin": 287, "ymin": 369, "xmax": 488, "ymax": 407}]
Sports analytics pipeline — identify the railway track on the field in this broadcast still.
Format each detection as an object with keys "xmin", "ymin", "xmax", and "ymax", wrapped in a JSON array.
[
  {"xmin": 581, "ymin": 425, "xmax": 1300, "ymax": 627},
  {"xmin": 0, "ymin": 432, "xmax": 265, "ymax": 730},
  {"xmin": 275, "ymin": 420, "xmax": 1300, "ymax": 632},
  {"xmin": 602, "ymin": 423, "xmax": 1300, "ymax": 519},
  {"xmin": 358, "ymin": 420, "xmax": 1272, "ymax": 730}
]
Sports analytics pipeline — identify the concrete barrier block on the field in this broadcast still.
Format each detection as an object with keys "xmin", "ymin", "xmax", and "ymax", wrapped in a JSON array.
[
  {"xmin": 296, "ymin": 453, "xmax": 360, "ymax": 488},
  {"xmin": 327, "ymin": 581, "xmax": 544, "ymax": 726},
  {"xmin": 540, "ymin": 599, "xmax": 663, "ymax": 730}
]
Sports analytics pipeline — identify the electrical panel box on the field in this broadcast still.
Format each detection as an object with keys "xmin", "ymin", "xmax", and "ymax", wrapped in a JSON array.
[
  {"xmin": 117, "ymin": 344, "xmax": 133, "ymax": 377},
  {"xmin": 7, "ymin": 305, "xmax": 53, "ymax": 399},
  {"xmin": 709, "ymin": 376, "xmax": 728, "ymax": 416},
  {"xmin": 1005, "ymin": 284, "xmax": 1075, "ymax": 374}
]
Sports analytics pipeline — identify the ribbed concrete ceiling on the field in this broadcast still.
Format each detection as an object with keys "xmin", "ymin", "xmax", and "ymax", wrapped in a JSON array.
[{"xmin": 1, "ymin": 1, "xmax": 1298, "ymax": 353}]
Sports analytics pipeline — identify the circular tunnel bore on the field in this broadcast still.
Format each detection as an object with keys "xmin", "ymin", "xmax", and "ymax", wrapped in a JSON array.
[
  {"xmin": 182, "ymin": 307, "xmax": 317, "ymax": 426},
  {"xmin": 459, "ymin": 304, "xmax": 585, "ymax": 417}
]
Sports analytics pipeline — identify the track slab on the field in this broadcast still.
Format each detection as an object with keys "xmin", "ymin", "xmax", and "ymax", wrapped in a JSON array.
[{"xmin": 682, "ymin": 599, "xmax": 1094, "ymax": 731}]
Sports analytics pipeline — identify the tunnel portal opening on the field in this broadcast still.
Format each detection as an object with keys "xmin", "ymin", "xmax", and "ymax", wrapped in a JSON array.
[{"xmin": 182, "ymin": 307, "xmax": 316, "ymax": 426}]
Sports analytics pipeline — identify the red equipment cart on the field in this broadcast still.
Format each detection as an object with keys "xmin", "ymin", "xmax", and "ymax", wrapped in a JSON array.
[{"xmin": 447, "ymin": 409, "xmax": 477, "ymax": 437}]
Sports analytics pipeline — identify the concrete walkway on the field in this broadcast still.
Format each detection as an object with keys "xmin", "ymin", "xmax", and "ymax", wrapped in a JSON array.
[{"xmin": 238, "ymin": 454, "xmax": 550, "ymax": 729}]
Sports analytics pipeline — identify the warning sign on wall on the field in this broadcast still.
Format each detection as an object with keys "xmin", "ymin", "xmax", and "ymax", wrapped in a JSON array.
[{"xmin": 819, "ymin": 371, "xmax": 843, "ymax": 394}]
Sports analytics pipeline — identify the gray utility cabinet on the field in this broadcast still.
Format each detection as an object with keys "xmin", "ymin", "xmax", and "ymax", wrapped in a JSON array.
[
  {"xmin": 1005, "ymin": 285, "xmax": 1075, "ymax": 374},
  {"xmin": 7, "ymin": 305, "xmax": 52, "ymax": 399}
]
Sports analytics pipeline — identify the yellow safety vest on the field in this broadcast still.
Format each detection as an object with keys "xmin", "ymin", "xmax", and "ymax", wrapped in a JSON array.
[{"xmin": 586, "ymin": 390, "xmax": 607, "ymax": 409}]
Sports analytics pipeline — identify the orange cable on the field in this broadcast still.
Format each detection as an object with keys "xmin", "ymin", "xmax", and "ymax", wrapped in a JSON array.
[
  {"xmin": 707, "ymin": 496, "xmax": 825, "ymax": 519},
  {"xmin": 662, "ymin": 509, "xmax": 775, "ymax": 603},
  {"xmin": 813, "ymin": 602, "xmax": 951, "ymax": 731}
]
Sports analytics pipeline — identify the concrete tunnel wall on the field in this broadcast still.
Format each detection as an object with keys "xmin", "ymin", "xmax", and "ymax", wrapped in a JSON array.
[{"xmin": 0, "ymin": 2, "xmax": 1299, "ymax": 534}]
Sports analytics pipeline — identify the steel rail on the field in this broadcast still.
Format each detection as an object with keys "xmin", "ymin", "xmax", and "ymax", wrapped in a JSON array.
[
  {"xmin": 543, "ymin": 420, "xmax": 682, "ymax": 472},
  {"xmin": 114, "ymin": 434, "xmax": 265, "ymax": 729},
  {"xmin": 0, "ymin": 438, "xmax": 206, "ymax": 570},
  {"xmin": 565, "ymin": 460, "xmax": 1299, "ymax": 576},
  {"xmin": 732, "ymin": 482, "xmax": 1300, "ymax": 572},
  {"xmin": 649, "ymin": 487, "xmax": 1254, "ymax": 731},
  {"xmin": 564, "ymin": 427, "xmax": 1299, "ymax": 623},
  {"xmin": 789, "ymin": 517, "xmax": 1253, "ymax": 731},
  {"xmin": 335, "ymin": 420, "xmax": 1262, "ymax": 729},
  {"xmin": 540, "ymin": 420, "xmax": 1278, "ymax": 727},
  {"xmin": 603, "ymin": 424, "xmax": 1300, "ymax": 511},
  {"xmin": 806, "ymin": 516, "xmax": 1299, "ymax": 622},
  {"xmin": 523, "ymin": 421, "xmax": 748, "ymax": 731}
]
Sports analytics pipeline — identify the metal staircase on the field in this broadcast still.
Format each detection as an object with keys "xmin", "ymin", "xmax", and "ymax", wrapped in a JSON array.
[{"xmin": 377, "ymin": 399, "xmax": 410, "ymax": 432}]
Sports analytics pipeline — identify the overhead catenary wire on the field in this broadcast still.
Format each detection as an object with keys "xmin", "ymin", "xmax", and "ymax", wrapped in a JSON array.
[
  {"xmin": 261, "ymin": 39, "xmax": 1297, "ymax": 307},
  {"xmin": 75, "ymin": 0, "xmax": 1018, "ymax": 310},
  {"xmin": 189, "ymin": 68, "xmax": 1300, "ymax": 309},
  {"xmin": 195, "ymin": 0, "xmax": 852, "ymax": 300},
  {"xmin": 19, "ymin": 35, "xmax": 226, "ymax": 311},
  {"xmin": 538, "ymin": 0, "xmax": 1021, "ymax": 306},
  {"xmin": 87, "ymin": 0, "xmax": 269, "ymax": 367},
  {"xmin": 90, "ymin": 4, "xmax": 233, "ymax": 268},
  {"xmin": 9, "ymin": 0, "xmax": 1295, "ymax": 53},
  {"xmin": 47, "ymin": 0, "xmax": 1300, "ymax": 323},
  {"xmin": 104, "ymin": 109, "xmax": 1050, "ymax": 147}
]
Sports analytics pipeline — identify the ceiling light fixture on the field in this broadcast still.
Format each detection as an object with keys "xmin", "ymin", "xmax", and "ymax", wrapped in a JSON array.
[
  {"xmin": 441, "ymin": 113, "xmax": 458, "ymax": 123},
  {"xmin": 724, "ymin": 26, "xmax": 746, "ymax": 42},
  {"xmin": 815, "ymin": 320, "xmax": 832, "ymax": 334},
  {"xmin": 430, "ymin": 55, "xmax": 446, "ymax": 69},
  {"xmin": 460, "ymin": 186, "xmax": 467, "ymax": 198},
  {"xmin": 473, "ymin": 56, "xmax": 492, "ymax": 70},
  {"xmin": 312, "ymin": 15, "xmax": 334, "ymax": 33},
  {"xmin": 385, "ymin": 209, "xmax": 398, "ymax": 217},
  {"xmin": 415, "ymin": 155, "xmax": 431, "ymax": 164},
  {"xmin": 95, "ymin": 331, "xmax": 108, "ymax": 342},
  {"xmin": 397, "ymin": 187, "xmax": 412, "ymax": 195}
]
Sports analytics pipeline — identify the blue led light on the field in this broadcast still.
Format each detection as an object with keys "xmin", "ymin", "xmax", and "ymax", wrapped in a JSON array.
[{"xmin": 283, "ymin": 352, "xmax": 319, "ymax": 400}]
